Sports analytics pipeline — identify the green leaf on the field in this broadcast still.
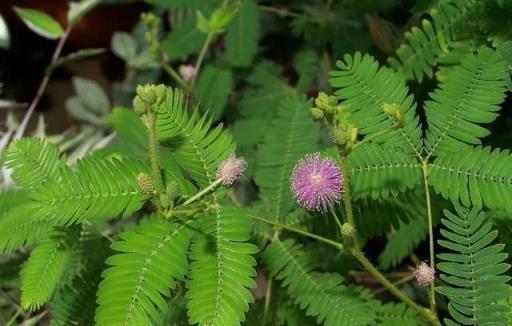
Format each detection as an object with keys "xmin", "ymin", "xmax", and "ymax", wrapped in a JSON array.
[
  {"xmin": 347, "ymin": 144, "xmax": 422, "ymax": 199},
  {"xmin": 436, "ymin": 203, "xmax": 511, "ymax": 325},
  {"xmin": 293, "ymin": 48, "xmax": 319, "ymax": 92},
  {"xmin": 375, "ymin": 303, "xmax": 427, "ymax": 325},
  {"xmin": 424, "ymin": 47, "xmax": 508, "ymax": 158},
  {"xmin": 111, "ymin": 32, "xmax": 137, "ymax": 61},
  {"xmin": 0, "ymin": 13, "xmax": 10, "ymax": 49},
  {"xmin": 254, "ymin": 94, "xmax": 320, "ymax": 221},
  {"xmin": 430, "ymin": 146, "xmax": 512, "ymax": 212},
  {"xmin": 72, "ymin": 77, "xmax": 110, "ymax": 114},
  {"xmin": 225, "ymin": 0, "xmax": 260, "ymax": 67},
  {"xmin": 187, "ymin": 206, "xmax": 258, "ymax": 326},
  {"xmin": 68, "ymin": 0, "xmax": 100, "ymax": 25},
  {"xmin": 195, "ymin": 63, "xmax": 233, "ymax": 121},
  {"xmin": 329, "ymin": 52, "xmax": 422, "ymax": 156},
  {"xmin": 13, "ymin": 7, "xmax": 64, "ymax": 39},
  {"xmin": 161, "ymin": 16, "xmax": 207, "ymax": 61},
  {"xmin": 96, "ymin": 217, "xmax": 192, "ymax": 326},
  {"xmin": 4, "ymin": 138, "xmax": 64, "ymax": 189},
  {"xmin": 155, "ymin": 87, "xmax": 234, "ymax": 186},
  {"xmin": 108, "ymin": 107, "xmax": 148, "ymax": 155},
  {"xmin": 20, "ymin": 229, "xmax": 78, "ymax": 310},
  {"xmin": 263, "ymin": 239, "xmax": 376, "ymax": 325}
]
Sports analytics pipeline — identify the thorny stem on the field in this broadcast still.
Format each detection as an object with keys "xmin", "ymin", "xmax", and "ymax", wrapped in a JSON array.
[
  {"xmin": 14, "ymin": 27, "xmax": 72, "ymax": 140},
  {"xmin": 422, "ymin": 160, "xmax": 437, "ymax": 314},
  {"xmin": 249, "ymin": 214, "xmax": 343, "ymax": 250},
  {"xmin": 181, "ymin": 179, "xmax": 223, "ymax": 207},
  {"xmin": 351, "ymin": 250, "xmax": 441, "ymax": 326},
  {"xmin": 146, "ymin": 112, "xmax": 164, "ymax": 196}
]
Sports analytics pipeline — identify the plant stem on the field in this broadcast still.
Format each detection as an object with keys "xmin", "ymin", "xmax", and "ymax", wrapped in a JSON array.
[
  {"xmin": 373, "ymin": 274, "xmax": 415, "ymax": 295},
  {"xmin": 6, "ymin": 306, "xmax": 22, "ymax": 326},
  {"xmin": 191, "ymin": 32, "xmax": 214, "ymax": 87},
  {"xmin": 262, "ymin": 276, "xmax": 273, "ymax": 326},
  {"xmin": 338, "ymin": 154, "xmax": 356, "ymax": 227},
  {"xmin": 259, "ymin": 5, "xmax": 310, "ymax": 20},
  {"xmin": 250, "ymin": 214, "xmax": 343, "ymax": 250},
  {"xmin": 422, "ymin": 160, "xmax": 437, "ymax": 314},
  {"xmin": 329, "ymin": 204, "xmax": 343, "ymax": 235},
  {"xmin": 352, "ymin": 250, "xmax": 441, "ymax": 326},
  {"xmin": 146, "ymin": 112, "xmax": 164, "ymax": 195},
  {"xmin": 14, "ymin": 27, "xmax": 71, "ymax": 140},
  {"xmin": 158, "ymin": 54, "xmax": 191, "ymax": 93},
  {"xmin": 181, "ymin": 179, "xmax": 223, "ymax": 207}
]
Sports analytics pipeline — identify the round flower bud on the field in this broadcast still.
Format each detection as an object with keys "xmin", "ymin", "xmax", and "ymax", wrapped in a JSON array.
[
  {"xmin": 166, "ymin": 181, "xmax": 179, "ymax": 200},
  {"xmin": 179, "ymin": 64, "xmax": 197, "ymax": 82},
  {"xmin": 310, "ymin": 107, "xmax": 325, "ymax": 121},
  {"xmin": 216, "ymin": 154, "xmax": 247, "ymax": 186},
  {"xmin": 137, "ymin": 173, "xmax": 155, "ymax": 194},
  {"xmin": 137, "ymin": 85, "xmax": 157, "ymax": 104},
  {"xmin": 133, "ymin": 96, "xmax": 147, "ymax": 114},
  {"xmin": 414, "ymin": 262, "xmax": 435, "ymax": 287},
  {"xmin": 159, "ymin": 193, "xmax": 170, "ymax": 209},
  {"xmin": 333, "ymin": 127, "xmax": 350, "ymax": 145}
]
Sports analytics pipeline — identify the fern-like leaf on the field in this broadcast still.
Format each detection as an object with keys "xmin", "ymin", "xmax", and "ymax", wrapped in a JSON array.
[
  {"xmin": 436, "ymin": 203, "xmax": 511, "ymax": 325},
  {"xmin": 263, "ymin": 238, "xmax": 376, "ymax": 326},
  {"xmin": 155, "ymin": 88, "xmax": 234, "ymax": 186},
  {"xmin": 20, "ymin": 228, "xmax": 78, "ymax": 310},
  {"xmin": 389, "ymin": 0, "xmax": 476, "ymax": 81},
  {"xmin": 187, "ymin": 205, "xmax": 258, "ymax": 326},
  {"xmin": 329, "ymin": 52, "xmax": 422, "ymax": 156},
  {"xmin": 348, "ymin": 144, "xmax": 422, "ymax": 199},
  {"xmin": 4, "ymin": 138, "xmax": 64, "ymax": 188},
  {"xmin": 430, "ymin": 146, "xmax": 512, "ymax": 212},
  {"xmin": 254, "ymin": 95, "xmax": 320, "ymax": 221},
  {"xmin": 225, "ymin": 0, "xmax": 260, "ymax": 67},
  {"xmin": 96, "ymin": 217, "xmax": 192, "ymax": 326},
  {"xmin": 424, "ymin": 46, "xmax": 508, "ymax": 158},
  {"xmin": 375, "ymin": 303, "xmax": 427, "ymax": 325},
  {"xmin": 30, "ymin": 155, "xmax": 150, "ymax": 225}
]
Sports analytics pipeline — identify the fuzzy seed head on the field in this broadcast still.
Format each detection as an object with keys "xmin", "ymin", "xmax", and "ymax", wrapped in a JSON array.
[
  {"xmin": 414, "ymin": 262, "xmax": 435, "ymax": 287},
  {"xmin": 216, "ymin": 154, "xmax": 247, "ymax": 186},
  {"xmin": 137, "ymin": 173, "xmax": 155, "ymax": 194},
  {"xmin": 291, "ymin": 153, "xmax": 344, "ymax": 212}
]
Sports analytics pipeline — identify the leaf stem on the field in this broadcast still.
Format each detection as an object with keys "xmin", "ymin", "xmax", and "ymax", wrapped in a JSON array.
[
  {"xmin": 422, "ymin": 160, "xmax": 437, "ymax": 314},
  {"xmin": 338, "ymin": 153, "xmax": 356, "ymax": 227},
  {"xmin": 328, "ymin": 204, "xmax": 343, "ymax": 235},
  {"xmin": 249, "ymin": 214, "xmax": 343, "ymax": 250},
  {"xmin": 351, "ymin": 128, "xmax": 393, "ymax": 151},
  {"xmin": 191, "ymin": 32, "xmax": 214, "ymax": 87},
  {"xmin": 181, "ymin": 179, "xmax": 223, "ymax": 207},
  {"xmin": 259, "ymin": 5, "xmax": 311, "ymax": 20},
  {"xmin": 351, "ymin": 250, "xmax": 441, "ymax": 326},
  {"xmin": 262, "ymin": 276, "xmax": 273, "ymax": 326},
  {"xmin": 158, "ymin": 54, "xmax": 192, "ymax": 94}
]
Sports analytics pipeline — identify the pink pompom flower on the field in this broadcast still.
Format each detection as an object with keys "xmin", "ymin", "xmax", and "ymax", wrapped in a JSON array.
[
  {"xmin": 414, "ymin": 262, "xmax": 435, "ymax": 287},
  {"xmin": 216, "ymin": 154, "xmax": 247, "ymax": 186},
  {"xmin": 291, "ymin": 153, "xmax": 344, "ymax": 212}
]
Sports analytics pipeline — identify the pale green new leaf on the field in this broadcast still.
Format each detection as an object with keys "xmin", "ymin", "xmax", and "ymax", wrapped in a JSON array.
[
  {"xmin": 14, "ymin": 7, "xmax": 64, "ymax": 39},
  {"xmin": 187, "ymin": 206, "xmax": 258, "ymax": 326},
  {"xmin": 96, "ymin": 217, "xmax": 192, "ymax": 326}
]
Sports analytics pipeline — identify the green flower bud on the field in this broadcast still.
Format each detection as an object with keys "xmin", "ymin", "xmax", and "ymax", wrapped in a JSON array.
[
  {"xmin": 166, "ymin": 181, "xmax": 179, "ymax": 200},
  {"xmin": 333, "ymin": 127, "xmax": 350, "ymax": 145},
  {"xmin": 310, "ymin": 107, "xmax": 324, "ymax": 121},
  {"xmin": 159, "ymin": 193, "xmax": 170, "ymax": 209},
  {"xmin": 341, "ymin": 223, "xmax": 356, "ymax": 248},
  {"xmin": 137, "ymin": 173, "xmax": 155, "ymax": 194},
  {"xmin": 315, "ymin": 92, "xmax": 338, "ymax": 114},
  {"xmin": 137, "ymin": 84, "xmax": 157, "ymax": 104},
  {"xmin": 133, "ymin": 96, "xmax": 147, "ymax": 114}
]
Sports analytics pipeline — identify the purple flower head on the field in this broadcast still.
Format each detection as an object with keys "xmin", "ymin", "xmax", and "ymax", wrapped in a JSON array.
[
  {"xmin": 217, "ymin": 154, "xmax": 247, "ymax": 186},
  {"xmin": 291, "ymin": 153, "xmax": 344, "ymax": 212}
]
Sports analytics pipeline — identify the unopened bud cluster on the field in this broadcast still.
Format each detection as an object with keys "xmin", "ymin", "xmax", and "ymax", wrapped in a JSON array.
[
  {"xmin": 133, "ymin": 84, "xmax": 167, "ymax": 114},
  {"xmin": 309, "ymin": 92, "xmax": 341, "ymax": 123},
  {"xmin": 141, "ymin": 13, "xmax": 161, "ymax": 57}
]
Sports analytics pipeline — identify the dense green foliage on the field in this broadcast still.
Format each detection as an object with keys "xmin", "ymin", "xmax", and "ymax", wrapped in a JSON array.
[{"xmin": 0, "ymin": 0, "xmax": 512, "ymax": 325}]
